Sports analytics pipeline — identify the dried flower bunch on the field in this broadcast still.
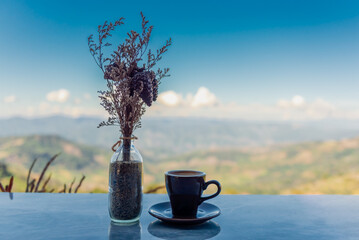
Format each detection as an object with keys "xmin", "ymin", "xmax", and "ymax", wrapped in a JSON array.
[{"xmin": 88, "ymin": 12, "xmax": 171, "ymax": 139}]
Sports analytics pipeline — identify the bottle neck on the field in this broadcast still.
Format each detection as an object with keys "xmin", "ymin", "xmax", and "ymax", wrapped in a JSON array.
[
  {"xmin": 111, "ymin": 139, "xmax": 142, "ymax": 163},
  {"xmin": 122, "ymin": 139, "xmax": 133, "ymax": 147}
]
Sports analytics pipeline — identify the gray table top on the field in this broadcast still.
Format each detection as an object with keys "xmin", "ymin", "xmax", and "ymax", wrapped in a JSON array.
[{"xmin": 1, "ymin": 193, "xmax": 359, "ymax": 239}]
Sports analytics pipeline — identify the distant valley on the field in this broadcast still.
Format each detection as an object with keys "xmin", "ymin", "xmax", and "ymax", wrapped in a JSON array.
[
  {"xmin": 1, "ymin": 133, "xmax": 359, "ymax": 194},
  {"xmin": 2, "ymin": 116, "xmax": 359, "ymax": 155}
]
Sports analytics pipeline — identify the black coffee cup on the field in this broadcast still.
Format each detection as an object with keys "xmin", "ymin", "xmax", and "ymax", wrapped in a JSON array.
[{"xmin": 165, "ymin": 170, "xmax": 221, "ymax": 218}]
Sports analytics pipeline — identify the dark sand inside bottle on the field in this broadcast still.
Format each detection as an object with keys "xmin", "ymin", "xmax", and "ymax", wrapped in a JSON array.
[{"xmin": 109, "ymin": 161, "xmax": 142, "ymax": 220}]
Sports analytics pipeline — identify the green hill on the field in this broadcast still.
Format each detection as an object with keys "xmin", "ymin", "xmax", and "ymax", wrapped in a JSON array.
[
  {"xmin": 0, "ymin": 135, "xmax": 111, "ymax": 192},
  {"xmin": 146, "ymin": 138, "xmax": 359, "ymax": 194},
  {"xmin": 1, "ymin": 135, "xmax": 359, "ymax": 194}
]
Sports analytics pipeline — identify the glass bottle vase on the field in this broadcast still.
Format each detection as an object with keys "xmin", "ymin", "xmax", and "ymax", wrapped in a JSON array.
[{"xmin": 108, "ymin": 139, "xmax": 143, "ymax": 223}]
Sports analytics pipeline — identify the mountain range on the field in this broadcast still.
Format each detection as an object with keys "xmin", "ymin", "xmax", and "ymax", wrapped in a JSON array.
[
  {"xmin": 1, "ymin": 132, "xmax": 359, "ymax": 194},
  {"xmin": 2, "ymin": 116, "xmax": 359, "ymax": 155}
]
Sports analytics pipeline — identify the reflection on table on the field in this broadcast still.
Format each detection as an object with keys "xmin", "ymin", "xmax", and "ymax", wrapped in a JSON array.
[
  {"xmin": 147, "ymin": 220, "xmax": 220, "ymax": 240},
  {"xmin": 108, "ymin": 221, "xmax": 141, "ymax": 240}
]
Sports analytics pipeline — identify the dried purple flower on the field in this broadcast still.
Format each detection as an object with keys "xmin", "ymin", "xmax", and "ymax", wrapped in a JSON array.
[
  {"xmin": 88, "ymin": 12, "xmax": 171, "ymax": 141},
  {"xmin": 131, "ymin": 70, "xmax": 157, "ymax": 106},
  {"xmin": 152, "ymin": 75, "xmax": 158, "ymax": 102}
]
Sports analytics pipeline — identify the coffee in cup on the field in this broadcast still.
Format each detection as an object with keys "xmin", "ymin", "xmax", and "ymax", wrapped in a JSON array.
[{"xmin": 165, "ymin": 170, "xmax": 221, "ymax": 218}]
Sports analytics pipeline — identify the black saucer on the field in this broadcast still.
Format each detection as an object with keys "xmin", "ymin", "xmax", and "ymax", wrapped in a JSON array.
[{"xmin": 148, "ymin": 202, "xmax": 220, "ymax": 225}]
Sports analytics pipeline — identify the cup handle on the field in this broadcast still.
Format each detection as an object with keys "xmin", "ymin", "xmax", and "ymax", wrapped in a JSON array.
[{"xmin": 199, "ymin": 180, "xmax": 221, "ymax": 204}]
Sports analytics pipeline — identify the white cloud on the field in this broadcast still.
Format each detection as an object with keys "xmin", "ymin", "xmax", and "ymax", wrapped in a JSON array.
[
  {"xmin": 149, "ymin": 91, "xmax": 353, "ymax": 121},
  {"xmin": 191, "ymin": 87, "xmax": 217, "ymax": 107},
  {"xmin": 74, "ymin": 98, "xmax": 82, "ymax": 104},
  {"xmin": 292, "ymin": 95, "xmax": 305, "ymax": 107},
  {"xmin": 158, "ymin": 91, "xmax": 182, "ymax": 107},
  {"xmin": 83, "ymin": 93, "xmax": 91, "ymax": 100},
  {"xmin": 305, "ymin": 98, "xmax": 335, "ymax": 120},
  {"xmin": 46, "ymin": 89, "xmax": 70, "ymax": 103},
  {"xmin": 277, "ymin": 95, "xmax": 305, "ymax": 108},
  {"xmin": 277, "ymin": 99, "xmax": 291, "ymax": 108},
  {"xmin": 157, "ymin": 87, "xmax": 218, "ymax": 108},
  {"xmin": 2, "ymin": 86, "xmax": 359, "ymax": 122},
  {"xmin": 26, "ymin": 106, "xmax": 34, "ymax": 116},
  {"xmin": 17, "ymin": 101, "xmax": 105, "ymax": 118},
  {"xmin": 3, "ymin": 95, "xmax": 16, "ymax": 103},
  {"xmin": 275, "ymin": 96, "xmax": 336, "ymax": 120}
]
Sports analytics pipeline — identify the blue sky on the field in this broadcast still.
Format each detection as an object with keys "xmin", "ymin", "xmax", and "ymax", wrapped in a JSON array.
[{"xmin": 0, "ymin": 0, "xmax": 358, "ymax": 120}]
